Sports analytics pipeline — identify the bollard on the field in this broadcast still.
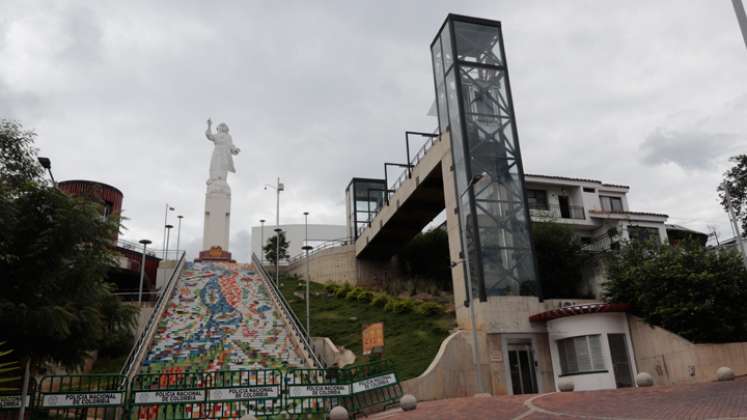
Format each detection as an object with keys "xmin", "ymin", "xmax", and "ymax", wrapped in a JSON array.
[{"xmin": 401, "ymin": 394, "xmax": 417, "ymax": 411}]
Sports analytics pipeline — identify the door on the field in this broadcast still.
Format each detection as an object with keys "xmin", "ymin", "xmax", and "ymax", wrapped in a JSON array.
[
  {"xmin": 508, "ymin": 343, "xmax": 538, "ymax": 394},
  {"xmin": 608, "ymin": 334, "xmax": 634, "ymax": 388},
  {"xmin": 558, "ymin": 196, "xmax": 571, "ymax": 219}
]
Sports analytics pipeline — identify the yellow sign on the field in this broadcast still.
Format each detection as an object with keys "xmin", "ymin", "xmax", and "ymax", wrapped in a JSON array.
[{"xmin": 362, "ymin": 322, "xmax": 384, "ymax": 356}]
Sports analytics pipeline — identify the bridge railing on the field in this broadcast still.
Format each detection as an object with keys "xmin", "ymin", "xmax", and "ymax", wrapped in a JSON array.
[
  {"xmin": 119, "ymin": 251, "xmax": 186, "ymax": 386},
  {"xmin": 251, "ymin": 252, "xmax": 323, "ymax": 369},
  {"xmin": 287, "ymin": 237, "xmax": 351, "ymax": 265}
]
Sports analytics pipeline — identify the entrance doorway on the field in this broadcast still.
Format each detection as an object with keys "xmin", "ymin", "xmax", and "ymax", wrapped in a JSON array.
[
  {"xmin": 608, "ymin": 334, "xmax": 634, "ymax": 388},
  {"xmin": 508, "ymin": 342, "xmax": 538, "ymax": 394},
  {"xmin": 558, "ymin": 195, "xmax": 571, "ymax": 219}
]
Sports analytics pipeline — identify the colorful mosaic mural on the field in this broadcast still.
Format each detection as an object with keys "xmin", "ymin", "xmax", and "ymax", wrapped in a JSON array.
[{"xmin": 141, "ymin": 262, "xmax": 305, "ymax": 373}]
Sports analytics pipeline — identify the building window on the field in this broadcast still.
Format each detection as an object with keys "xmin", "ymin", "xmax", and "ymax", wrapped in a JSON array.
[
  {"xmin": 526, "ymin": 189, "xmax": 548, "ymax": 210},
  {"xmin": 557, "ymin": 335, "xmax": 606, "ymax": 376},
  {"xmin": 583, "ymin": 187, "xmax": 595, "ymax": 193},
  {"xmin": 628, "ymin": 226, "xmax": 660, "ymax": 243},
  {"xmin": 600, "ymin": 196, "xmax": 623, "ymax": 212}
]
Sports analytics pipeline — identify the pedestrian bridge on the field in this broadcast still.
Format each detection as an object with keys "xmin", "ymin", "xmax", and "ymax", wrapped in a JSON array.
[{"xmin": 354, "ymin": 132, "xmax": 453, "ymax": 260}]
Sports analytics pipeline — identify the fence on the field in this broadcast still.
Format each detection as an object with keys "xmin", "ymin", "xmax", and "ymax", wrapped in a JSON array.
[
  {"xmin": 0, "ymin": 360, "xmax": 401, "ymax": 419},
  {"xmin": 120, "ymin": 251, "xmax": 187, "ymax": 386},
  {"xmin": 251, "ymin": 252, "xmax": 323, "ymax": 369}
]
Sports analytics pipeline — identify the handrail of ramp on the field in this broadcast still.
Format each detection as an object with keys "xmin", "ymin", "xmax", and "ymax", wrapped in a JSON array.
[
  {"xmin": 251, "ymin": 252, "xmax": 323, "ymax": 368},
  {"xmin": 119, "ymin": 251, "xmax": 186, "ymax": 385}
]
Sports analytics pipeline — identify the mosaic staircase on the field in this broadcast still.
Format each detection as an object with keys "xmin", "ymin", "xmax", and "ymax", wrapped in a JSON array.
[{"xmin": 139, "ymin": 262, "xmax": 308, "ymax": 374}]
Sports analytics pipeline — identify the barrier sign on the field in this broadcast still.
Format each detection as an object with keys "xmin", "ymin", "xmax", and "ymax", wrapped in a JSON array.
[
  {"xmin": 0, "ymin": 395, "xmax": 30, "ymax": 409},
  {"xmin": 352, "ymin": 373, "xmax": 397, "ymax": 394},
  {"xmin": 134, "ymin": 389, "xmax": 205, "ymax": 404},
  {"xmin": 41, "ymin": 392, "xmax": 123, "ymax": 408},
  {"xmin": 207, "ymin": 385, "xmax": 280, "ymax": 402},
  {"xmin": 288, "ymin": 384, "xmax": 350, "ymax": 398},
  {"xmin": 362, "ymin": 322, "xmax": 384, "ymax": 355}
]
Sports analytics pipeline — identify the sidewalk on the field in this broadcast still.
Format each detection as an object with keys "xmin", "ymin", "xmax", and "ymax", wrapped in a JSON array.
[{"xmin": 374, "ymin": 376, "xmax": 747, "ymax": 419}]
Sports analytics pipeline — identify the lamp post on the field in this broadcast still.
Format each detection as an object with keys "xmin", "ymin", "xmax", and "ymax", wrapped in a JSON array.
[
  {"xmin": 162, "ymin": 204, "xmax": 175, "ymax": 259},
  {"xmin": 456, "ymin": 171, "xmax": 489, "ymax": 395},
  {"xmin": 273, "ymin": 228, "xmax": 283, "ymax": 284},
  {"xmin": 259, "ymin": 219, "xmax": 266, "ymax": 263},
  {"xmin": 265, "ymin": 178, "xmax": 284, "ymax": 283},
  {"xmin": 37, "ymin": 156, "xmax": 56, "ymax": 187},
  {"xmin": 165, "ymin": 224, "xmax": 174, "ymax": 260},
  {"xmin": 302, "ymin": 211, "xmax": 312, "ymax": 337},
  {"xmin": 138, "ymin": 239, "xmax": 152, "ymax": 304},
  {"xmin": 176, "ymin": 215, "xmax": 183, "ymax": 255}
]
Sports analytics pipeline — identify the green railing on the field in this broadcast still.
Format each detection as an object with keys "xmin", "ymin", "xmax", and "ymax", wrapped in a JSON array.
[
  {"xmin": 0, "ymin": 378, "xmax": 34, "ymax": 420},
  {"xmin": 0, "ymin": 360, "xmax": 402, "ymax": 419},
  {"xmin": 36, "ymin": 373, "xmax": 126, "ymax": 420}
]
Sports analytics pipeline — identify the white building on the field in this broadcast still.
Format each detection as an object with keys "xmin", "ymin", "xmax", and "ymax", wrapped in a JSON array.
[
  {"xmin": 250, "ymin": 224, "xmax": 347, "ymax": 263},
  {"xmin": 525, "ymin": 174, "xmax": 670, "ymax": 251}
]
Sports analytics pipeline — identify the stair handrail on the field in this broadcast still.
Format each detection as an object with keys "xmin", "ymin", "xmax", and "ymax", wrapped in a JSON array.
[
  {"xmin": 251, "ymin": 252, "xmax": 323, "ymax": 368},
  {"xmin": 119, "ymin": 251, "xmax": 186, "ymax": 385}
]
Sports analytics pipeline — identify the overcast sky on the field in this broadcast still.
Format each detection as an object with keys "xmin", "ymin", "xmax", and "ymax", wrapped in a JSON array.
[{"xmin": 2, "ymin": 1, "xmax": 746, "ymax": 260}]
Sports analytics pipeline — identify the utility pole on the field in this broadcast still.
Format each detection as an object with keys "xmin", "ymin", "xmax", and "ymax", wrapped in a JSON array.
[{"xmin": 733, "ymin": 0, "xmax": 747, "ymax": 50}]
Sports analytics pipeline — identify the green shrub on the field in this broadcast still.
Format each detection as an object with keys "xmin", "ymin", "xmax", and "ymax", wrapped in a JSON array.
[
  {"xmin": 357, "ymin": 290, "xmax": 374, "ymax": 303},
  {"xmin": 335, "ymin": 284, "xmax": 352, "ymax": 298},
  {"xmin": 395, "ymin": 299, "xmax": 416, "ymax": 313},
  {"xmin": 324, "ymin": 283, "xmax": 339, "ymax": 294},
  {"xmin": 385, "ymin": 298, "xmax": 416, "ymax": 313},
  {"xmin": 370, "ymin": 293, "xmax": 390, "ymax": 307},
  {"xmin": 345, "ymin": 287, "xmax": 364, "ymax": 301},
  {"xmin": 384, "ymin": 299, "xmax": 397, "ymax": 312},
  {"xmin": 414, "ymin": 301, "xmax": 444, "ymax": 316}
]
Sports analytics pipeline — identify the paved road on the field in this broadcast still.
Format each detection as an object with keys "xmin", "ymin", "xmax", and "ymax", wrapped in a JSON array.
[{"xmin": 374, "ymin": 376, "xmax": 747, "ymax": 419}]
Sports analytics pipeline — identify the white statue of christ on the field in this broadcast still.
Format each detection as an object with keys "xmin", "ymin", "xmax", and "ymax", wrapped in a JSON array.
[{"xmin": 205, "ymin": 118, "xmax": 240, "ymax": 189}]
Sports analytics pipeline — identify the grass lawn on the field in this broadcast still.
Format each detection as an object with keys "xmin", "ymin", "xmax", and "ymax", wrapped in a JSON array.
[{"xmin": 278, "ymin": 278, "xmax": 455, "ymax": 381}]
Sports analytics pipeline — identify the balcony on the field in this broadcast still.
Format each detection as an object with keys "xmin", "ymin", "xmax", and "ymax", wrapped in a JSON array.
[{"xmin": 529, "ymin": 204, "xmax": 585, "ymax": 220}]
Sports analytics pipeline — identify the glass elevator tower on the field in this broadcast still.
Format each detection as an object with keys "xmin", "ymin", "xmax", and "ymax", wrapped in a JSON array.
[{"xmin": 431, "ymin": 15, "xmax": 539, "ymax": 300}]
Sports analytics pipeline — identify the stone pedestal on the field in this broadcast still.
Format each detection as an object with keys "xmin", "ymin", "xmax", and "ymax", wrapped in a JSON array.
[{"xmin": 201, "ymin": 181, "xmax": 231, "ymax": 259}]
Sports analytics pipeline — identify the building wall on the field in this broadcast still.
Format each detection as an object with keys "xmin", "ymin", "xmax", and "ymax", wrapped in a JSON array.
[
  {"xmin": 284, "ymin": 244, "xmax": 405, "ymax": 288},
  {"xmin": 546, "ymin": 312, "xmax": 637, "ymax": 391},
  {"xmin": 251, "ymin": 224, "xmax": 347, "ymax": 262},
  {"xmin": 628, "ymin": 315, "xmax": 747, "ymax": 385}
]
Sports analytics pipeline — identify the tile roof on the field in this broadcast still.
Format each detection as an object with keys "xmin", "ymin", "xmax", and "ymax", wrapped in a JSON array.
[
  {"xmin": 529, "ymin": 303, "xmax": 632, "ymax": 322},
  {"xmin": 525, "ymin": 173, "xmax": 629, "ymax": 189}
]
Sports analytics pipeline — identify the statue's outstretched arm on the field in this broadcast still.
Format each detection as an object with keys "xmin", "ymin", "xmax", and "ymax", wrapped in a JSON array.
[{"xmin": 205, "ymin": 118, "xmax": 215, "ymax": 141}]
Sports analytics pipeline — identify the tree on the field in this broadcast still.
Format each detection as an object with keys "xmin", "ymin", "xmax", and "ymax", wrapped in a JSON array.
[
  {"xmin": 0, "ymin": 119, "xmax": 137, "ymax": 371},
  {"xmin": 604, "ymin": 239, "xmax": 747, "ymax": 343},
  {"xmin": 263, "ymin": 232, "xmax": 289, "ymax": 265},
  {"xmin": 397, "ymin": 228, "xmax": 452, "ymax": 292},
  {"xmin": 718, "ymin": 154, "xmax": 747, "ymax": 233},
  {"xmin": 531, "ymin": 221, "xmax": 592, "ymax": 299}
]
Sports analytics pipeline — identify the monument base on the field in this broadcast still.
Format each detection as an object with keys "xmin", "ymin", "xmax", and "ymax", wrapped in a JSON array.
[{"xmin": 196, "ymin": 246, "xmax": 234, "ymax": 263}]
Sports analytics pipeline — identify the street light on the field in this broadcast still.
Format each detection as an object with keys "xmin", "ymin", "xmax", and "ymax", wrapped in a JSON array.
[
  {"xmin": 164, "ymin": 224, "xmax": 174, "ymax": 260},
  {"xmin": 265, "ymin": 178, "xmax": 285, "ymax": 283},
  {"xmin": 273, "ymin": 228, "xmax": 283, "ymax": 284},
  {"xmin": 259, "ymin": 219, "xmax": 266, "ymax": 263},
  {"xmin": 138, "ymin": 239, "xmax": 152, "ymax": 304},
  {"xmin": 176, "ymin": 215, "xmax": 184, "ymax": 255},
  {"xmin": 456, "ymin": 171, "xmax": 489, "ymax": 395},
  {"xmin": 162, "ymin": 204, "xmax": 175, "ymax": 259},
  {"xmin": 302, "ymin": 211, "xmax": 313, "ymax": 337},
  {"xmin": 37, "ymin": 156, "xmax": 56, "ymax": 186}
]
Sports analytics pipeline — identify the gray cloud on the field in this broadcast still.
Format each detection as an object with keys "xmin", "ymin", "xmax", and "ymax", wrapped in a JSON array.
[
  {"xmin": 1, "ymin": 0, "xmax": 746, "ymax": 256},
  {"xmin": 640, "ymin": 128, "xmax": 741, "ymax": 171}
]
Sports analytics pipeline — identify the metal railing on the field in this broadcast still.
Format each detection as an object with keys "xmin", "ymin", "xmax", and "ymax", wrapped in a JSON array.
[
  {"xmin": 529, "ymin": 204, "xmax": 586, "ymax": 220},
  {"xmin": 119, "ymin": 251, "xmax": 186, "ymax": 386},
  {"xmin": 287, "ymin": 237, "xmax": 351, "ymax": 265},
  {"xmin": 357, "ymin": 130, "xmax": 440, "ymax": 240},
  {"xmin": 251, "ymin": 252, "xmax": 323, "ymax": 368}
]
